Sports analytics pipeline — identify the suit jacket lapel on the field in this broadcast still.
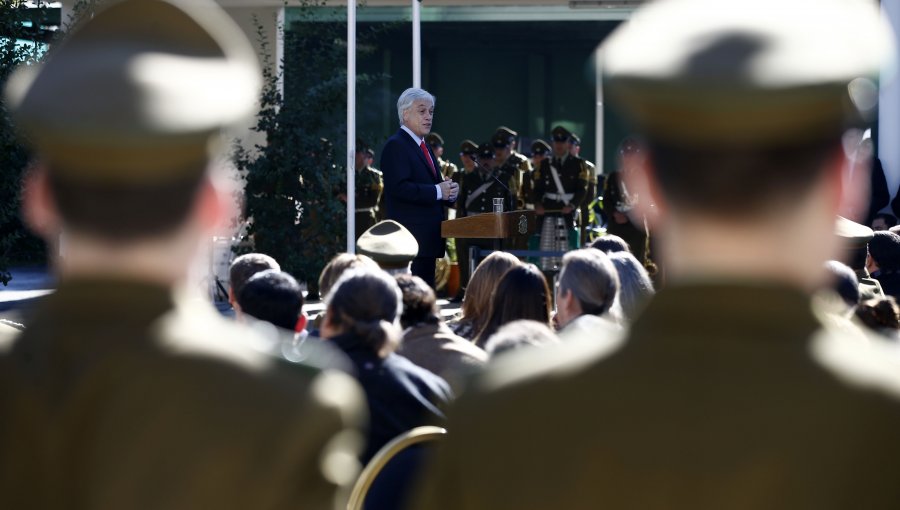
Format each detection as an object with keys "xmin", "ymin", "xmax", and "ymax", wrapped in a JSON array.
[{"xmin": 400, "ymin": 128, "xmax": 440, "ymax": 183}]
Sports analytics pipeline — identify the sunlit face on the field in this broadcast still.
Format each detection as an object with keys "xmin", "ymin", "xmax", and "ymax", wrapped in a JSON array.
[{"xmin": 403, "ymin": 99, "xmax": 434, "ymax": 138}]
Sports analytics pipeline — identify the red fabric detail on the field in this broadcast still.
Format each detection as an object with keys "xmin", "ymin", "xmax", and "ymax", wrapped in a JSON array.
[{"xmin": 420, "ymin": 141, "xmax": 437, "ymax": 178}]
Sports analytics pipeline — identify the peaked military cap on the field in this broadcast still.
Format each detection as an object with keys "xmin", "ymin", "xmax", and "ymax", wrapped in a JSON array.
[
  {"xmin": 835, "ymin": 216, "xmax": 874, "ymax": 247},
  {"xmin": 459, "ymin": 139, "xmax": 478, "ymax": 155},
  {"xmin": 551, "ymin": 125, "xmax": 571, "ymax": 142},
  {"xmin": 495, "ymin": 126, "xmax": 517, "ymax": 139},
  {"xmin": 425, "ymin": 133, "xmax": 445, "ymax": 147},
  {"xmin": 365, "ymin": 148, "xmax": 375, "ymax": 158},
  {"xmin": 569, "ymin": 133, "xmax": 582, "ymax": 145},
  {"xmin": 601, "ymin": 0, "xmax": 895, "ymax": 146},
  {"xmin": 492, "ymin": 126, "xmax": 517, "ymax": 147},
  {"xmin": 478, "ymin": 142, "xmax": 495, "ymax": 159},
  {"xmin": 531, "ymin": 139, "xmax": 551, "ymax": 156},
  {"xmin": 5, "ymin": 0, "xmax": 261, "ymax": 184},
  {"xmin": 356, "ymin": 220, "xmax": 419, "ymax": 269}
]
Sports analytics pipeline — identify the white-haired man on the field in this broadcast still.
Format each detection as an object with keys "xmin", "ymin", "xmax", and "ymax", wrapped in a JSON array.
[{"xmin": 380, "ymin": 88, "xmax": 459, "ymax": 288}]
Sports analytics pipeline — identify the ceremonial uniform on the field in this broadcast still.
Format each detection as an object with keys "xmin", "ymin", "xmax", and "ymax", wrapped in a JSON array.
[
  {"xmin": 413, "ymin": 284, "xmax": 900, "ymax": 509},
  {"xmin": 0, "ymin": 280, "xmax": 365, "ymax": 510},
  {"xmin": 354, "ymin": 164, "xmax": 383, "ymax": 240},
  {"xmin": 533, "ymin": 141, "xmax": 590, "ymax": 270},
  {"xmin": 456, "ymin": 143, "xmax": 518, "ymax": 289}
]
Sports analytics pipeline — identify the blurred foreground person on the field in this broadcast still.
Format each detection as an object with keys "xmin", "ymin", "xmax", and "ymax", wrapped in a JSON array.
[
  {"xmin": 0, "ymin": 0, "xmax": 366, "ymax": 508},
  {"xmin": 412, "ymin": 1, "xmax": 900, "ymax": 508}
]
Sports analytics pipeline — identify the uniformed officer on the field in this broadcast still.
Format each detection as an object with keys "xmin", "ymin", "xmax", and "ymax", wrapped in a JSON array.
[
  {"xmin": 426, "ymin": 132, "xmax": 459, "ymax": 181},
  {"xmin": 836, "ymin": 215, "xmax": 885, "ymax": 299},
  {"xmin": 568, "ymin": 133, "xmax": 599, "ymax": 244},
  {"xmin": 492, "ymin": 126, "xmax": 530, "ymax": 209},
  {"xmin": 412, "ymin": 1, "xmax": 900, "ymax": 508},
  {"xmin": 0, "ymin": 0, "xmax": 366, "ymax": 507},
  {"xmin": 532, "ymin": 125, "xmax": 590, "ymax": 270},
  {"xmin": 353, "ymin": 141, "xmax": 384, "ymax": 240},
  {"xmin": 529, "ymin": 138, "xmax": 552, "ymax": 207},
  {"xmin": 455, "ymin": 142, "xmax": 518, "ymax": 293},
  {"xmin": 458, "ymin": 139, "xmax": 479, "ymax": 178}
]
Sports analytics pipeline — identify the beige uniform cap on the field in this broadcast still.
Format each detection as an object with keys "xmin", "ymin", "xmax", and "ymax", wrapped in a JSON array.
[
  {"xmin": 5, "ymin": 0, "xmax": 261, "ymax": 183},
  {"xmin": 601, "ymin": 0, "xmax": 895, "ymax": 145}
]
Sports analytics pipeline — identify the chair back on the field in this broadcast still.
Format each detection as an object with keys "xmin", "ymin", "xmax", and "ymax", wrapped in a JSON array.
[{"xmin": 347, "ymin": 426, "xmax": 447, "ymax": 510}]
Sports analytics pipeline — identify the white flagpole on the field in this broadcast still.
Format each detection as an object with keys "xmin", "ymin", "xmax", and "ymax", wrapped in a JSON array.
[
  {"xmin": 412, "ymin": 0, "xmax": 421, "ymax": 87},
  {"xmin": 347, "ymin": 0, "xmax": 357, "ymax": 253}
]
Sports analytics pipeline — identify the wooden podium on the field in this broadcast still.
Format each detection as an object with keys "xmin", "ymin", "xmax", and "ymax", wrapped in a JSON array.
[{"xmin": 441, "ymin": 211, "xmax": 537, "ymax": 245}]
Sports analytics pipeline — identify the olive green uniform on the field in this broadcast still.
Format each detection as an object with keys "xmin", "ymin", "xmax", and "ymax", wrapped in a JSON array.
[
  {"xmin": 355, "ymin": 165, "xmax": 383, "ymax": 240},
  {"xmin": 0, "ymin": 279, "xmax": 366, "ymax": 510},
  {"xmin": 456, "ymin": 166, "xmax": 518, "ymax": 289},
  {"xmin": 413, "ymin": 284, "xmax": 900, "ymax": 509},
  {"xmin": 533, "ymin": 154, "xmax": 590, "ymax": 268}
]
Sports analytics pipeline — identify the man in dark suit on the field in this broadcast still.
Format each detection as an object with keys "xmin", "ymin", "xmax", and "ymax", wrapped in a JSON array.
[{"xmin": 380, "ymin": 88, "xmax": 459, "ymax": 288}]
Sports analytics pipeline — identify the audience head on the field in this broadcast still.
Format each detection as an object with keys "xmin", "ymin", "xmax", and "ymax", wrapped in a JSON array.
[
  {"xmin": 322, "ymin": 268, "xmax": 403, "ymax": 358},
  {"xmin": 484, "ymin": 320, "xmax": 560, "ymax": 358},
  {"xmin": 867, "ymin": 231, "xmax": 900, "ymax": 273},
  {"xmin": 608, "ymin": 251, "xmax": 655, "ymax": 321},
  {"xmin": 318, "ymin": 252, "xmax": 380, "ymax": 297},
  {"xmin": 396, "ymin": 274, "xmax": 441, "ymax": 329},
  {"xmin": 824, "ymin": 260, "xmax": 861, "ymax": 312},
  {"xmin": 855, "ymin": 296, "xmax": 900, "ymax": 338},
  {"xmin": 229, "ymin": 253, "xmax": 280, "ymax": 308},
  {"xmin": 589, "ymin": 235, "xmax": 631, "ymax": 255},
  {"xmin": 557, "ymin": 249, "xmax": 620, "ymax": 328},
  {"xmin": 460, "ymin": 251, "xmax": 521, "ymax": 328},
  {"xmin": 237, "ymin": 269, "xmax": 305, "ymax": 332},
  {"xmin": 872, "ymin": 213, "xmax": 898, "ymax": 231},
  {"xmin": 475, "ymin": 263, "xmax": 552, "ymax": 346}
]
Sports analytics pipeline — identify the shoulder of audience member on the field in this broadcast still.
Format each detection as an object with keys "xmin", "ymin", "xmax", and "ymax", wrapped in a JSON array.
[
  {"xmin": 812, "ymin": 300, "xmax": 900, "ymax": 400},
  {"xmin": 474, "ymin": 326, "xmax": 627, "ymax": 395}
]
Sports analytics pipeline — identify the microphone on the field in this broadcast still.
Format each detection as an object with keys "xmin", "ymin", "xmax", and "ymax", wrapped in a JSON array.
[{"xmin": 491, "ymin": 171, "xmax": 515, "ymax": 211}]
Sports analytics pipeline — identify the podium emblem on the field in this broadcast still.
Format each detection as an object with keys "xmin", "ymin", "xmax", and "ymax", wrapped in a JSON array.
[{"xmin": 518, "ymin": 214, "xmax": 528, "ymax": 235}]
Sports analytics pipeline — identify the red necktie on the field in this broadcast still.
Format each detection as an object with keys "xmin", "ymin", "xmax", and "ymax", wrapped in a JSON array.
[{"xmin": 420, "ymin": 141, "xmax": 437, "ymax": 178}]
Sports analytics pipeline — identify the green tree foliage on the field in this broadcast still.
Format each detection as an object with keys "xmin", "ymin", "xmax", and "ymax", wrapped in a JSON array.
[
  {"xmin": 0, "ymin": 0, "xmax": 51, "ymax": 285},
  {"xmin": 234, "ymin": 1, "xmax": 387, "ymax": 298}
]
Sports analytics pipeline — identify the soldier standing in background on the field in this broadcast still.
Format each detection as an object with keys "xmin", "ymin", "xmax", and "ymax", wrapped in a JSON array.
[
  {"xmin": 458, "ymin": 139, "xmax": 479, "ymax": 180},
  {"xmin": 527, "ymin": 139, "xmax": 551, "ymax": 211},
  {"xmin": 455, "ymin": 142, "xmax": 518, "ymax": 297},
  {"xmin": 603, "ymin": 137, "xmax": 650, "ymax": 266},
  {"xmin": 492, "ymin": 126, "xmax": 530, "ymax": 210},
  {"xmin": 568, "ymin": 133, "xmax": 598, "ymax": 245},
  {"xmin": 533, "ymin": 125, "xmax": 590, "ymax": 271},
  {"xmin": 426, "ymin": 133, "xmax": 459, "ymax": 182},
  {"xmin": 354, "ymin": 142, "xmax": 384, "ymax": 240}
]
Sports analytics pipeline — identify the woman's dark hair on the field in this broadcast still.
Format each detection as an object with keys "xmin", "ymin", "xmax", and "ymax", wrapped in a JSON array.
[
  {"xmin": 474, "ymin": 263, "xmax": 552, "ymax": 347},
  {"xmin": 868, "ymin": 231, "xmax": 900, "ymax": 272},
  {"xmin": 395, "ymin": 274, "xmax": 440, "ymax": 328},
  {"xmin": 325, "ymin": 268, "xmax": 403, "ymax": 357},
  {"xmin": 460, "ymin": 251, "xmax": 520, "ymax": 334}
]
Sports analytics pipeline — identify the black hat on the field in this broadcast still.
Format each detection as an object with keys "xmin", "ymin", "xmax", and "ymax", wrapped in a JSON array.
[
  {"xmin": 478, "ymin": 142, "xmax": 495, "ymax": 159},
  {"xmin": 531, "ymin": 139, "xmax": 551, "ymax": 156},
  {"xmin": 459, "ymin": 139, "xmax": 478, "ymax": 155},
  {"xmin": 492, "ymin": 127, "xmax": 516, "ymax": 148},
  {"xmin": 425, "ymin": 133, "xmax": 444, "ymax": 147},
  {"xmin": 869, "ymin": 231, "xmax": 900, "ymax": 271},
  {"xmin": 365, "ymin": 148, "xmax": 375, "ymax": 158},
  {"xmin": 569, "ymin": 133, "xmax": 581, "ymax": 145},
  {"xmin": 551, "ymin": 125, "xmax": 571, "ymax": 142}
]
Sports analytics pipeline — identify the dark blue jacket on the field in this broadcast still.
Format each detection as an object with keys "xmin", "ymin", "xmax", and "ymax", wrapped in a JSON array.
[
  {"xmin": 380, "ymin": 128, "xmax": 453, "ymax": 259},
  {"xmin": 330, "ymin": 332, "xmax": 453, "ymax": 464}
]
